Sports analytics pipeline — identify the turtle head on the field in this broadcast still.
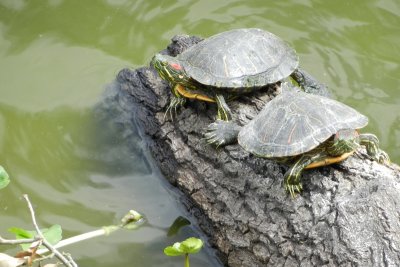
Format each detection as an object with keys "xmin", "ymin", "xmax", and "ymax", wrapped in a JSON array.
[
  {"xmin": 327, "ymin": 129, "xmax": 360, "ymax": 156},
  {"xmin": 151, "ymin": 54, "xmax": 188, "ymax": 84}
]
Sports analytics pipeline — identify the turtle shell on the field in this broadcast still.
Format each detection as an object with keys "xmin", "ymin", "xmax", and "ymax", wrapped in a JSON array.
[
  {"xmin": 238, "ymin": 90, "xmax": 369, "ymax": 158},
  {"xmin": 176, "ymin": 28, "xmax": 299, "ymax": 90}
]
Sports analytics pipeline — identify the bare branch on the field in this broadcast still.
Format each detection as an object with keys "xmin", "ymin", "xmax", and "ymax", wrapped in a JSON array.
[
  {"xmin": 23, "ymin": 194, "xmax": 78, "ymax": 267},
  {"xmin": 0, "ymin": 236, "xmax": 41, "ymax": 245}
]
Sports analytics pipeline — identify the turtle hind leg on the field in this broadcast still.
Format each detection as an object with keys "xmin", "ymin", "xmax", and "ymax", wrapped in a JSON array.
[
  {"xmin": 204, "ymin": 120, "xmax": 241, "ymax": 147},
  {"xmin": 359, "ymin": 133, "xmax": 390, "ymax": 164},
  {"xmin": 284, "ymin": 152, "xmax": 328, "ymax": 198},
  {"xmin": 284, "ymin": 155, "xmax": 309, "ymax": 198}
]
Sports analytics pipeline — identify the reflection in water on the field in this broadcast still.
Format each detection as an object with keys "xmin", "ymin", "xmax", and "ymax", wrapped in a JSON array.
[
  {"xmin": 0, "ymin": 86, "xmax": 221, "ymax": 266},
  {"xmin": 0, "ymin": 100, "xmax": 148, "ymax": 189}
]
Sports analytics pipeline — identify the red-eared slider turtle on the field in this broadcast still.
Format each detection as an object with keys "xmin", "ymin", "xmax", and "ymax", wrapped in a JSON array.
[
  {"xmin": 207, "ymin": 90, "xmax": 389, "ymax": 197},
  {"xmin": 151, "ymin": 28, "xmax": 326, "ymax": 128}
]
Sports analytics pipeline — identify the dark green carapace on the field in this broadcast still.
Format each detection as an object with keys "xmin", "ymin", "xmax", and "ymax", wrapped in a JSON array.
[
  {"xmin": 151, "ymin": 28, "xmax": 299, "ymax": 122},
  {"xmin": 207, "ymin": 90, "xmax": 390, "ymax": 197}
]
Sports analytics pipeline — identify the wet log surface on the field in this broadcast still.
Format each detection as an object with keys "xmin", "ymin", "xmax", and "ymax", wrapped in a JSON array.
[{"xmin": 111, "ymin": 35, "xmax": 400, "ymax": 266}]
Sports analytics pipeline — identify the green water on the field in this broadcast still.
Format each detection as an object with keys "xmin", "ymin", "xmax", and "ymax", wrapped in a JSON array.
[{"xmin": 0, "ymin": 0, "xmax": 398, "ymax": 266}]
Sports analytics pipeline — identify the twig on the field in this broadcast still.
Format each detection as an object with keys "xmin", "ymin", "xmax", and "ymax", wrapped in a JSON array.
[
  {"xmin": 23, "ymin": 194, "xmax": 78, "ymax": 267},
  {"xmin": 0, "ymin": 236, "xmax": 41, "ymax": 245},
  {"xmin": 36, "ymin": 210, "xmax": 144, "ymax": 255},
  {"xmin": 36, "ymin": 229, "xmax": 106, "ymax": 255}
]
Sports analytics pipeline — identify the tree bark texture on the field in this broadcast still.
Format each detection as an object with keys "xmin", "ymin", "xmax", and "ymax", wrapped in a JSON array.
[{"xmin": 111, "ymin": 35, "xmax": 400, "ymax": 267}]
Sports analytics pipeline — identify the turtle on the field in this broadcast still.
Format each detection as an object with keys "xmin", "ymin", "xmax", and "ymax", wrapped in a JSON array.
[
  {"xmin": 151, "ymin": 28, "xmax": 326, "ymax": 127},
  {"xmin": 206, "ymin": 89, "xmax": 390, "ymax": 197}
]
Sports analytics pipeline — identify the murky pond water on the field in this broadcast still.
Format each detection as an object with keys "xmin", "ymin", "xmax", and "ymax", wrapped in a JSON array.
[{"xmin": 0, "ymin": 0, "xmax": 399, "ymax": 266}]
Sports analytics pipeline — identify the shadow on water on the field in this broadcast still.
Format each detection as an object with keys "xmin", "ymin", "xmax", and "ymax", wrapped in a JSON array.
[
  {"xmin": 0, "ymin": 81, "xmax": 222, "ymax": 266},
  {"xmin": 0, "ymin": 98, "xmax": 149, "ymax": 189}
]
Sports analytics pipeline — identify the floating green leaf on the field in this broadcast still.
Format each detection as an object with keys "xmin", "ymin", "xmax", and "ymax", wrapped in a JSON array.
[
  {"xmin": 164, "ymin": 237, "xmax": 203, "ymax": 267},
  {"xmin": 164, "ymin": 237, "xmax": 203, "ymax": 256},
  {"xmin": 8, "ymin": 224, "xmax": 62, "ymax": 250},
  {"xmin": 0, "ymin": 165, "xmax": 10, "ymax": 190},
  {"xmin": 164, "ymin": 243, "xmax": 184, "ymax": 256},
  {"xmin": 180, "ymin": 237, "xmax": 203, "ymax": 254}
]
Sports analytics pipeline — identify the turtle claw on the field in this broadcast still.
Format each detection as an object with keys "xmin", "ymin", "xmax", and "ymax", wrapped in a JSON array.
[
  {"xmin": 164, "ymin": 96, "xmax": 186, "ymax": 121},
  {"xmin": 163, "ymin": 103, "xmax": 173, "ymax": 121},
  {"xmin": 376, "ymin": 149, "xmax": 390, "ymax": 164},
  {"xmin": 284, "ymin": 182, "xmax": 303, "ymax": 198},
  {"xmin": 359, "ymin": 133, "xmax": 390, "ymax": 164},
  {"xmin": 205, "ymin": 136, "xmax": 225, "ymax": 148},
  {"xmin": 205, "ymin": 120, "xmax": 241, "ymax": 147},
  {"xmin": 284, "ymin": 171, "xmax": 303, "ymax": 198}
]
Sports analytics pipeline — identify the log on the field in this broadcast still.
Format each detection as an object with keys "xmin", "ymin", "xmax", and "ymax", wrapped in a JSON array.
[{"xmin": 111, "ymin": 35, "xmax": 400, "ymax": 266}]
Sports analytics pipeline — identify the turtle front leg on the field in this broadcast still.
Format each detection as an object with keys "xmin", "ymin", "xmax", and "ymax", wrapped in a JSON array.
[
  {"xmin": 204, "ymin": 120, "xmax": 241, "ymax": 147},
  {"xmin": 359, "ymin": 133, "xmax": 390, "ymax": 164},
  {"xmin": 204, "ymin": 94, "xmax": 236, "ymax": 147},
  {"xmin": 215, "ymin": 94, "xmax": 232, "ymax": 121},
  {"xmin": 165, "ymin": 84, "xmax": 187, "ymax": 120},
  {"xmin": 284, "ymin": 152, "xmax": 327, "ymax": 198}
]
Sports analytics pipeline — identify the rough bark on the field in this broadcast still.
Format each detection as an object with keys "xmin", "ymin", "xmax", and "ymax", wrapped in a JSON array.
[{"xmin": 111, "ymin": 35, "xmax": 400, "ymax": 267}]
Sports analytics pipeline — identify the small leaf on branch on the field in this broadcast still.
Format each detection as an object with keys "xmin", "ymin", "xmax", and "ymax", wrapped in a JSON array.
[{"xmin": 8, "ymin": 225, "xmax": 62, "ymax": 251}]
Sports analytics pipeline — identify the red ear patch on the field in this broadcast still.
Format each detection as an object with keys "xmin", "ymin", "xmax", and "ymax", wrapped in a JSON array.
[{"xmin": 170, "ymin": 63, "xmax": 183, "ymax": 70}]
